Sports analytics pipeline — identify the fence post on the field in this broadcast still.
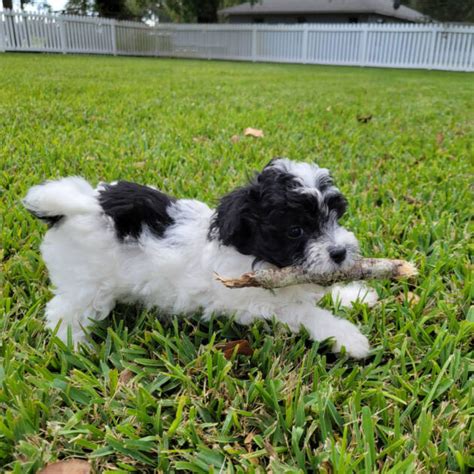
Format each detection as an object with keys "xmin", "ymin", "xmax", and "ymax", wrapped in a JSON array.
[
  {"xmin": 359, "ymin": 24, "xmax": 369, "ymax": 66},
  {"xmin": 58, "ymin": 15, "xmax": 67, "ymax": 53},
  {"xmin": 470, "ymin": 31, "xmax": 474, "ymax": 71},
  {"xmin": 204, "ymin": 25, "xmax": 210, "ymax": 59},
  {"xmin": 301, "ymin": 24, "xmax": 308, "ymax": 63},
  {"xmin": 111, "ymin": 19, "xmax": 117, "ymax": 55},
  {"xmin": 427, "ymin": 25, "xmax": 437, "ymax": 69},
  {"xmin": 154, "ymin": 25, "xmax": 159, "ymax": 57},
  {"xmin": 6, "ymin": 10, "xmax": 18, "ymax": 51},
  {"xmin": 251, "ymin": 25, "xmax": 257, "ymax": 61},
  {"xmin": 0, "ymin": 11, "xmax": 5, "ymax": 52}
]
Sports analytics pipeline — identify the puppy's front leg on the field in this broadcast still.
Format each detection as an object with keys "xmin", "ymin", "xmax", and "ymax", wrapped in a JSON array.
[{"xmin": 278, "ymin": 303, "xmax": 370, "ymax": 359}]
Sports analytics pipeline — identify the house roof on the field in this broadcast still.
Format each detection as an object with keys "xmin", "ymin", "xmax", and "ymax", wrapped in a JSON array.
[{"xmin": 219, "ymin": 0, "xmax": 427, "ymax": 22}]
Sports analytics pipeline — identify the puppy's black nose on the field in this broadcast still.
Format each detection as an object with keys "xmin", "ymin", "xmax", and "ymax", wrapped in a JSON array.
[{"xmin": 328, "ymin": 246, "xmax": 347, "ymax": 264}]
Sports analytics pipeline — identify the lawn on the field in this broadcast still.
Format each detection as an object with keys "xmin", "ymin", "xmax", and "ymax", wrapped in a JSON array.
[{"xmin": 0, "ymin": 53, "xmax": 472, "ymax": 473}]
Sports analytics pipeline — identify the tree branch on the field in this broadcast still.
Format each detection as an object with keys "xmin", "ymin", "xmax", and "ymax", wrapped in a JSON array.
[{"xmin": 215, "ymin": 258, "xmax": 417, "ymax": 289}]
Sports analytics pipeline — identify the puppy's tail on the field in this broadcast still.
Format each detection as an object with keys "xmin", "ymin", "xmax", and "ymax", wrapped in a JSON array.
[{"xmin": 23, "ymin": 177, "xmax": 101, "ymax": 226}]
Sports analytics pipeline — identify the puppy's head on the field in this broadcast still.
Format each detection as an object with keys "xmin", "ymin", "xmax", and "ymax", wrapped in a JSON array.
[{"xmin": 210, "ymin": 158, "xmax": 360, "ymax": 274}]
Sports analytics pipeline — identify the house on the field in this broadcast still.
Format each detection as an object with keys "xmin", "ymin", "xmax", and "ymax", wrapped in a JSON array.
[{"xmin": 219, "ymin": 0, "xmax": 427, "ymax": 24}]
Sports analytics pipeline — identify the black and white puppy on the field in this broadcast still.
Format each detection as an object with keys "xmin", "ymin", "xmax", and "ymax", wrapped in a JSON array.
[{"xmin": 24, "ymin": 158, "xmax": 377, "ymax": 358}]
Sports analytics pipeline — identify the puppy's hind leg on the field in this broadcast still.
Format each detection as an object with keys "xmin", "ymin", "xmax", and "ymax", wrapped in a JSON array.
[
  {"xmin": 25, "ymin": 178, "xmax": 119, "ymax": 345},
  {"xmin": 45, "ymin": 288, "xmax": 115, "ymax": 345},
  {"xmin": 45, "ymin": 295, "xmax": 87, "ymax": 344}
]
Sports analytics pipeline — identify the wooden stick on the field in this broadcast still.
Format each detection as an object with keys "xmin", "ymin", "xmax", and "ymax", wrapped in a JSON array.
[{"xmin": 215, "ymin": 258, "xmax": 417, "ymax": 290}]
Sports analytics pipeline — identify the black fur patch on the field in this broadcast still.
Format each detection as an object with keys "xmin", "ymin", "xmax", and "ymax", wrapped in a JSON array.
[
  {"xmin": 27, "ymin": 209, "xmax": 64, "ymax": 227},
  {"xmin": 99, "ymin": 181, "xmax": 176, "ymax": 240}
]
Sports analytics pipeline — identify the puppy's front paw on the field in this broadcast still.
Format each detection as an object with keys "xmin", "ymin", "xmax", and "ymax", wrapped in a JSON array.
[{"xmin": 331, "ymin": 321, "xmax": 370, "ymax": 359}]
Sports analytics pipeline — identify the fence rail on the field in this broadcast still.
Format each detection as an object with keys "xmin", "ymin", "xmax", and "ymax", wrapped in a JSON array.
[{"xmin": 1, "ymin": 10, "xmax": 473, "ymax": 71}]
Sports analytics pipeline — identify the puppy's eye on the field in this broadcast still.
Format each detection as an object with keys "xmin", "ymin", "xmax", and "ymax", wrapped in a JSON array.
[{"xmin": 287, "ymin": 226, "xmax": 303, "ymax": 239}]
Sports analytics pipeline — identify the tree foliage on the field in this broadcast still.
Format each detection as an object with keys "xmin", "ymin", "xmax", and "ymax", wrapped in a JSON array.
[
  {"xmin": 163, "ymin": 0, "xmax": 252, "ymax": 23},
  {"xmin": 2, "ymin": 0, "xmax": 35, "ymax": 10},
  {"xmin": 64, "ymin": 0, "xmax": 94, "ymax": 15},
  {"xmin": 163, "ymin": 0, "xmax": 221, "ymax": 23},
  {"xmin": 95, "ymin": 0, "xmax": 138, "ymax": 20},
  {"xmin": 64, "ymin": 0, "xmax": 245, "ymax": 23}
]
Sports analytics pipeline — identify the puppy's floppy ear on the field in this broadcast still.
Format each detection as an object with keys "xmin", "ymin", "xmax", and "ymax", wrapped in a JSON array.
[
  {"xmin": 263, "ymin": 157, "xmax": 280, "ymax": 169},
  {"xmin": 211, "ymin": 183, "xmax": 259, "ymax": 255}
]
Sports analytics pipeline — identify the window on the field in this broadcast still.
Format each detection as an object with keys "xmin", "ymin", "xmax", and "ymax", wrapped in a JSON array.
[
  {"xmin": 348, "ymin": 17, "xmax": 359, "ymax": 23},
  {"xmin": 297, "ymin": 16, "xmax": 307, "ymax": 23}
]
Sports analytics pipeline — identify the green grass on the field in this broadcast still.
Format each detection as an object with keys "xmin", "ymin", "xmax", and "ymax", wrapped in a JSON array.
[{"xmin": 0, "ymin": 53, "xmax": 473, "ymax": 473}]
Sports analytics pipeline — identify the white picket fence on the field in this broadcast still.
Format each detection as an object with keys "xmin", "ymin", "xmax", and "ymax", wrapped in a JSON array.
[{"xmin": 1, "ymin": 10, "xmax": 473, "ymax": 71}]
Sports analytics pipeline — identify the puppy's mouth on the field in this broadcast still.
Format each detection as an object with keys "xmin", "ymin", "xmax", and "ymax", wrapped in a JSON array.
[{"xmin": 300, "ymin": 242, "xmax": 361, "ymax": 275}]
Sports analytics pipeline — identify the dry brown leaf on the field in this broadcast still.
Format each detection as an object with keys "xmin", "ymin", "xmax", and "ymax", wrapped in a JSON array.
[
  {"xmin": 403, "ymin": 195, "xmax": 421, "ymax": 205},
  {"xmin": 242, "ymin": 431, "xmax": 259, "ymax": 465},
  {"xmin": 216, "ymin": 339, "xmax": 253, "ymax": 359},
  {"xmin": 192, "ymin": 136, "xmax": 210, "ymax": 144},
  {"xmin": 118, "ymin": 369, "xmax": 134, "ymax": 385},
  {"xmin": 396, "ymin": 291, "xmax": 420, "ymax": 306},
  {"xmin": 244, "ymin": 127, "xmax": 264, "ymax": 138},
  {"xmin": 436, "ymin": 132, "xmax": 444, "ymax": 146},
  {"xmin": 319, "ymin": 460, "xmax": 334, "ymax": 474},
  {"xmin": 263, "ymin": 439, "xmax": 278, "ymax": 460},
  {"xmin": 244, "ymin": 431, "xmax": 254, "ymax": 445},
  {"xmin": 357, "ymin": 114, "xmax": 373, "ymax": 123},
  {"xmin": 38, "ymin": 459, "xmax": 91, "ymax": 474},
  {"xmin": 133, "ymin": 161, "xmax": 146, "ymax": 168},
  {"xmin": 230, "ymin": 134, "xmax": 241, "ymax": 143}
]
